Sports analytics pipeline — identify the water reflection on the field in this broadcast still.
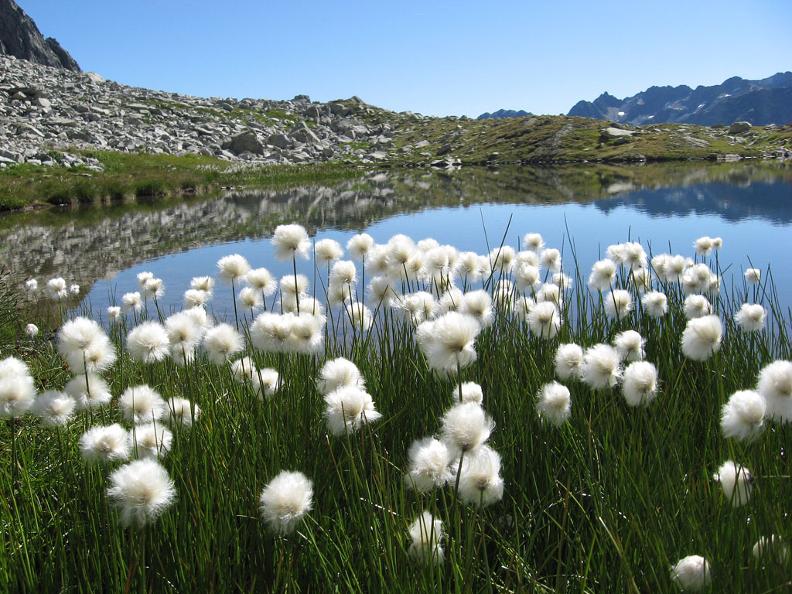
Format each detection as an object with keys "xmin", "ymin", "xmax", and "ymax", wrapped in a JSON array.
[{"xmin": 1, "ymin": 162, "xmax": 791, "ymax": 307}]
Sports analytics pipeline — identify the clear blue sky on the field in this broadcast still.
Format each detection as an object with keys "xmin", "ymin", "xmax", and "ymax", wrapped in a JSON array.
[{"xmin": 20, "ymin": 0, "xmax": 792, "ymax": 117}]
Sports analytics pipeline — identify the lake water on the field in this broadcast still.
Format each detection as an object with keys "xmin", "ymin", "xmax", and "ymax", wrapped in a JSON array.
[{"xmin": 2, "ymin": 162, "xmax": 792, "ymax": 318}]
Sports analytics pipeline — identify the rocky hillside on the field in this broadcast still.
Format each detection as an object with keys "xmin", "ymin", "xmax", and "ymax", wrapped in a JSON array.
[
  {"xmin": 0, "ymin": 0, "xmax": 79, "ymax": 71},
  {"xmin": 1, "ymin": 53, "xmax": 791, "ymax": 175},
  {"xmin": 0, "ymin": 53, "xmax": 412, "ymax": 168},
  {"xmin": 568, "ymin": 72, "xmax": 792, "ymax": 126}
]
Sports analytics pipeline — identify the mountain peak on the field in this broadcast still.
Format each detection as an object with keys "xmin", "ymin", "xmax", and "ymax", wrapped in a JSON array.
[
  {"xmin": 0, "ymin": 0, "xmax": 80, "ymax": 71},
  {"xmin": 567, "ymin": 73, "xmax": 792, "ymax": 125}
]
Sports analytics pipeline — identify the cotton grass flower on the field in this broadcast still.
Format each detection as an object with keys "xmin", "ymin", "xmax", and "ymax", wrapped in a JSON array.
[
  {"xmin": 165, "ymin": 312, "xmax": 203, "ymax": 357},
  {"xmin": 588, "ymin": 259, "xmax": 616, "ymax": 291},
  {"xmin": 166, "ymin": 397, "xmax": 200, "ymax": 427},
  {"xmin": 454, "ymin": 382, "xmax": 483, "ymax": 405},
  {"xmin": 523, "ymin": 232, "xmax": 544, "ymax": 252},
  {"xmin": 238, "ymin": 286, "xmax": 263, "ymax": 310},
  {"xmin": 405, "ymin": 437, "xmax": 453, "ymax": 492},
  {"xmin": 122, "ymin": 291, "xmax": 142, "ymax": 313},
  {"xmin": 456, "ymin": 445, "xmax": 504, "ymax": 507},
  {"xmin": 57, "ymin": 317, "xmax": 104, "ymax": 357},
  {"xmin": 25, "ymin": 278, "xmax": 37, "ymax": 292},
  {"xmin": 641, "ymin": 291, "xmax": 668, "ymax": 318},
  {"xmin": 127, "ymin": 321, "xmax": 170, "ymax": 364},
  {"xmin": 0, "ymin": 357, "xmax": 29, "ymax": 380},
  {"xmin": 670, "ymin": 555, "xmax": 711, "ymax": 591},
  {"xmin": 107, "ymin": 459, "xmax": 176, "ymax": 527},
  {"xmin": 203, "ymin": 323, "xmax": 244, "ymax": 364},
  {"xmin": 613, "ymin": 330, "xmax": 644, "ymax": 362},
  {"xmin": 250, "ymin": 312, "xmax": 293, "ymax": 353},
  {"xmin": 460, "ymin": 290, "xmax": 493, "ymax": 328},
  {"xmin": 107, "ymin": 306, "xmax": 122, "ymax": 322},
  {"xmin": 142, "ymin": 277, "xmax": 164, "ymax": 299},
  {"xmin": 720, "ymin": 390, "xmax": 765, "ymax": 442},
  {"xmin": 681, "ymin": 315, "xmax": 722, "ymax": 361},
  {"xmin": 246, "ymin": 268, "xmax": 276, "ymax": 295},
  {"xmin": 34, "ymin": 391, "xmax": 75, "ymax": 426},
  {"xmin": 79, "ymin": 424, "xmax": 130, "ymax": 463},
  {"xmin": 713, "ymin": 460, "xmax": 752, "ymax": 507},
  {"xmin": 440, "ymin": 402, "xmax": 493, "ymax": 457},
  {"xmin": 581, "ymin": 344, "xmax": 621, "ymax": 390},
  {"xmin": 315, "ymin": 238, "xmax": 343, "ymax": 263},
  {"xmin": 216, "ymin": 254, "xmax": 251, "ymax": 282},
  {"xmin": 744, "ymin": 268, "xmax": 761, "ymax": 284},
  {"xmin": 191, "ymin": 276, "xmax": 215, "ymax": 292},
  {"xmin": 416, "ymin": 312, "xmax": 481, "ymax": 374},
  {"xmin": 757, "ymin": 360, "xmax": 792, "ymax": 423},
  {"xmin": 137, "ymin": 271, "xmax": 154, "ymax": 288},
  {"xmin": 272, "ymin": 224, "xmax": 310, "ymax": 260},
  {"xmin": 64, "ymin": 335, "xmax": 116, "ymax": 374},
  {"xmin": 554, "ymin": 343, "xmax": 583, "ymax": 381},
  {"xmin": 317, "ymin": 357, "xmax": 364, "ymax": 395},
  {"xmin": 734, "ymin": 303, "xmax": 766, "ymax": 332},
  {"xmin": 329, "ymin": 260, "xmax": 357, "ymax": 287},
  {"xmin": 536, "ymin": 381, "xmax": 571, "ymax": 426},
  {"xmin": 120, "ymin": 385, "xmax": 166, "ymax": 424},
  {"xmin": 259, "ymin": 470, "xmax": 313, "ymax": 535},
  {"xmin": 130, "ymin": 423, "xmax": 173, "ymax": 459},
  {"xmin": 65, "ymin": 373, "xmax": 112, "ymax": 408},
  {"xmin": 528, "ymin": 301, "xmax": 561, "ymax": 339},
  {"xmin": 621, "ymin": 361, "xmax": 659, "ymax": 407},
  {"xmin": 46, "ymin": 277, "xmax": 68, "ymax": 300},
  {"xmin": 347, "ymin": 233, "xmax": 374, "ymax": 260},
  {"xmin": 285, "ymin": 313, "xmax": 325, "ymax": 354},
  {"xmin": 183, "ymin": 288, "xmax": 210, "ymax": 308},
  {"xmin": 24, "ymin": 323, "xmax": 38, "ymax": 338},
  {"xmin": 0, "ymin": 373, "xmax": 36, "ymax": 418},
  {"xmin": 684, "ymin": 295, "xmax": 711, "ymax": 320},
  {"xmin": 694, "ymin": 236, "xmax": 714, "ymax": 256},
  {"xmin": 324, "ymin": 386, "xmax": 381, "ymax": 436},
  {"xmin": 604, "ymin": 289, "xmax": 633, "ymax": 320},
  {"xmin": 408, "ymin": 512, "xmax": 444, "ymax": 564}
]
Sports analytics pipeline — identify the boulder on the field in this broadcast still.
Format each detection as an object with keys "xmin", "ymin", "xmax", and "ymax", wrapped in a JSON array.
[
  {"xmin": 290, "ymin": 122, "xmax": 320, "ymax": 144},
  {"xmin": 227, "ymin": 131, "xmax": 264, "ymax": 155},
  {"xmin": 728, "ymin": 121, "xmax": 752, "ymax": 134},
  {"xmin": 266, "ymin": 133, "xmax": 292, "ymax": 149}
]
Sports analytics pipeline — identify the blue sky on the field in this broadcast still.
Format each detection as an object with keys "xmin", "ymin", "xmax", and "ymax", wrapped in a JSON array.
[{"xmin": 21, "ymin": 0, "xmax": 792, "ymax": 117}]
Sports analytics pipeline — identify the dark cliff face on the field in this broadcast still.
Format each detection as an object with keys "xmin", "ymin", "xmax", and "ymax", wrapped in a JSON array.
[
  {"xmin": 568, "ymin": 73, "xmax": 792, "ymax": 126},
  {"xmin": 0, "ymin": 0, "xmax": 80, "ymax": 71}
]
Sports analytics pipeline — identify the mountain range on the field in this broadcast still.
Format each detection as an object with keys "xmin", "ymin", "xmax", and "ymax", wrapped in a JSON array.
[
  {"xmin": 477, "ymin": 109, "xmax": 532, "ymax": 120},
  {"xmin": 567, "ymin": 73, "xmax": 792, "ymax": 126},
  {"xmin": 0, "ymin": 0, "xmax": 80, "ymax": 71}
]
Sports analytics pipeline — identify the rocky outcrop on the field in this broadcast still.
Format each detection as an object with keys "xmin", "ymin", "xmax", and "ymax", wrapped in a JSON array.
[{"xmin": 0, "ymin": 0, "xmax": 80, "ymax": 71}]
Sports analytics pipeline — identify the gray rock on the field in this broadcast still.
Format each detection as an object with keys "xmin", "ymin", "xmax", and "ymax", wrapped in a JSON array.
[
  {"xmin": 266, "ymin": 133, "xmax": 292, "ymax": 149},
  {"xmin": 226, "ymin": 130, "xmax": 264, "ymax": 155},
  {"xmin": 290, "ymin": 122, "xmax": 320, "ymax": 144}
]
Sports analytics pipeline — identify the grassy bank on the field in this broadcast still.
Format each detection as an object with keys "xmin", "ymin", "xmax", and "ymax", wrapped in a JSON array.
[
  {"xmin": 2, "ymin": 228, "xmax": 791, "ymax": 591},
  {"xmin": 391, "ymin": 116, "xmax": 792, "ymax": 164},
  {"xmin": 0, "ymin": 151, "xmax": 364, "ymax": 212}
]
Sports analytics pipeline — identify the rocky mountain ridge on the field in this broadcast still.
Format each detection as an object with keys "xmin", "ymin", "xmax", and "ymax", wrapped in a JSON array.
[
  {"xmin": 568, "ymin": 72, "xmax": 792, "ymax": 126},
  {"xmin": 0, "ymin": 0, "xmax": 79, "ymax": 71},
  {"xmin": 477, "ymin": 109, "xmax": 532, "ymax": 120}
]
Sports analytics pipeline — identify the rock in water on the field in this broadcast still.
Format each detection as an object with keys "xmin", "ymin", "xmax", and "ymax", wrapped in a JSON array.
[{"xmin": 0, "ymin": 0, "xmax": 80, "ymax": 71}]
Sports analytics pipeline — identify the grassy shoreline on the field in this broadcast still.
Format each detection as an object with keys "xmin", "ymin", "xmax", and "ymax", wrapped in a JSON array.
[{"xmin": 0, "ymin": 151, "xmax": 366, "ymax": 212}]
